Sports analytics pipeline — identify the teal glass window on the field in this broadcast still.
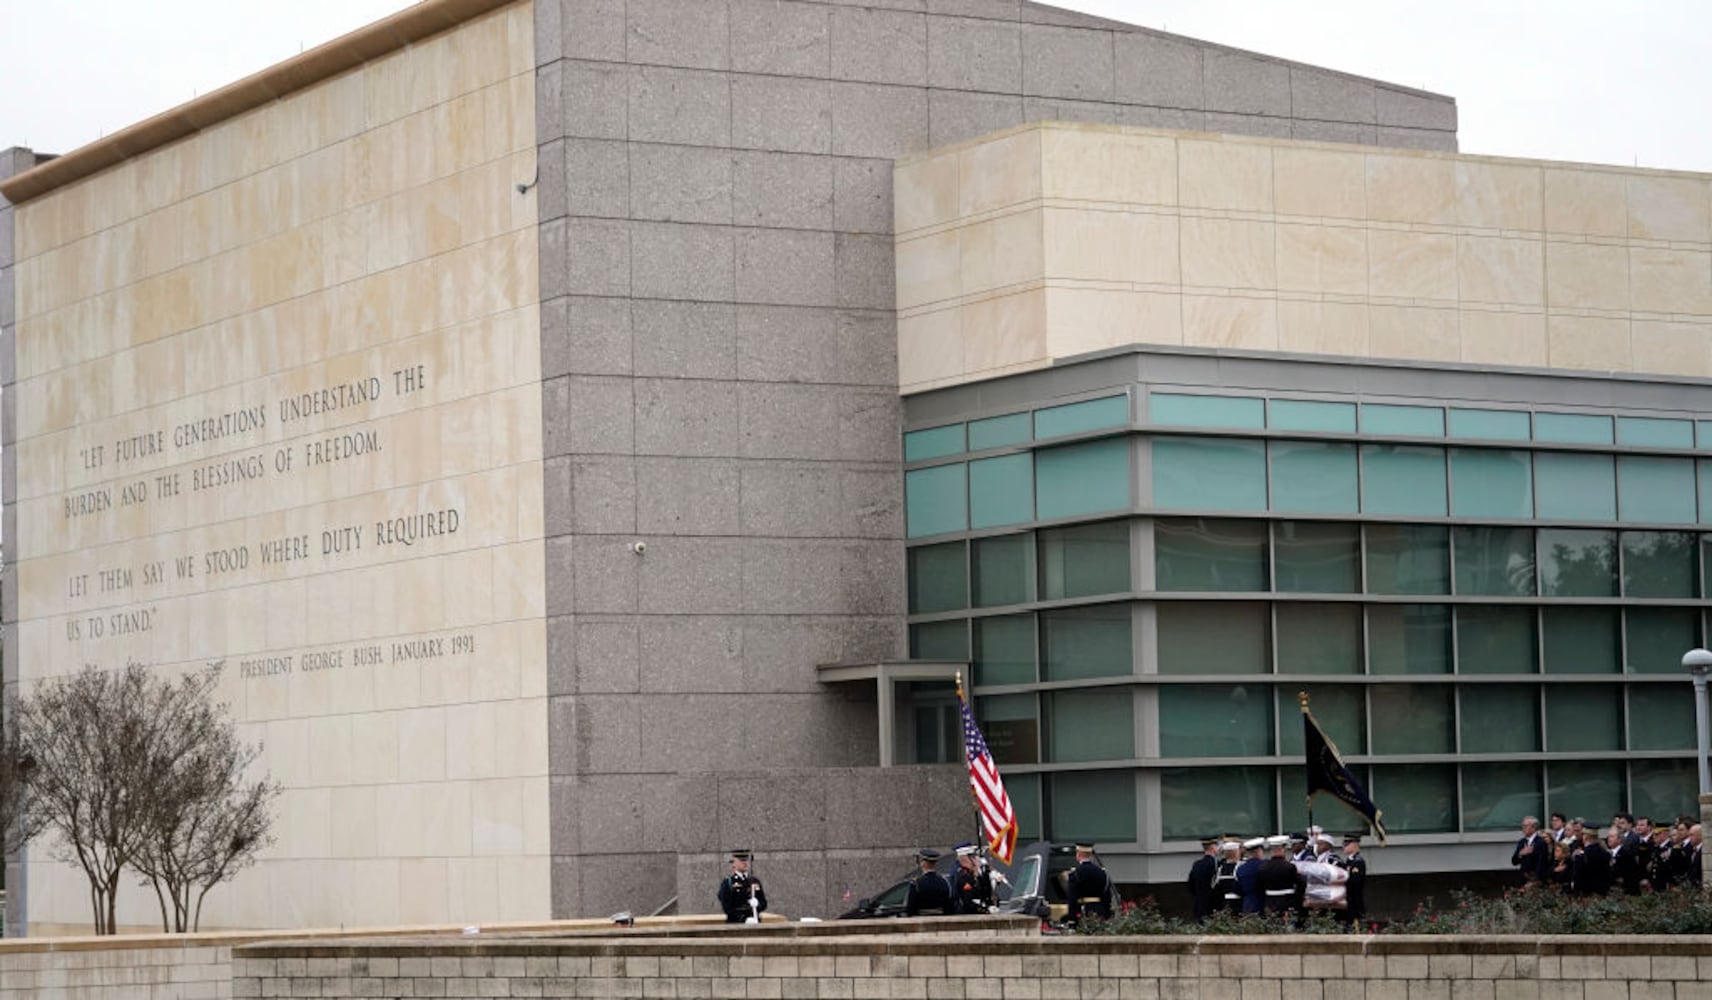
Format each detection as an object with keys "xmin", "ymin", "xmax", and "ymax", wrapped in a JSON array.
[
  {"xmin": 1625, "ymin": 607, "xmax": 1699, "ymax": 675},
  {"xmin": 1275, "ymin": 521, "xmax": 1359, "ymax": 593},
  {"xmin": 1037, "ymin": 438, "xmax": 1131, "ymax": 520},
  {"xmin": 1701, "ymin": 421, "xmax": 1712, "ymax": 450},
  {"xmin": 1538, "ymin": 529, "xmax": 1617, "ymax": 596},
  {"xmin": 1617, "ymin": 456, "xmax": 1696, "ymax": 523},
  {"xmin": 1271, "ymin": 441, "xmax": 1359, "ymax": 513},
  {"xmin": 1535, "ymin": 412, "xmax": 1614, "ymax": 445},
  {"xmin": 1534, "ymin": 453, "xmax": 1616, "ymax": 521},
  {"xmin": 972, "ymin": 534, "xmax": 1034, "ymax": 607},
  {"xmin": 1161, "ymin": 766, "xmax": 1276, "ymax": 842},
  {"xmin": 1035, "ymin": 395, "xmax": 1129, "ymax": 439},
  {"xmin": 1461, "ymin": 763, "xmax": 1542, "ymax": 832},
  {"xmin": 1365, "ymin": 524, "xmax": 1450, "ymax": 595},
  {"xmin": 1543, "ymin": 607, "xmax": 1619, "ymax": 674},
  {"xmin": 1154, "ymin": 518, "xmax": 1267, "ymax": 592},
  {"xmin": 1449, "ymin": 449, "xmax": 1533, "ymax": 518},
  {"xmin": 1460, "ymin": 683, "xmax": 1540, "ymax": 753},
  {"xmin": 1039, "ymin": 521, "xmax": 1131, "ymax": 600},
  {"xmin": 968, "ymin": 412, "xmax": 1031, "ymax": 451},
  {"xmin": 906, "ymin": 464, "xmax": 967, "ymax": 538},
  {"xmin": 1546, "ymin": 761, "xmax": 1624, "ymax": 822},
  {"xmin": 1363, "ymin": 404, "xmax": 1445, "ymax": 437},
  {"xmin": 908, "ymin": 542, "xmax": 966, "ymax": 613},
  {"xmin": 905, "ymin": 423, "xmax": 965, "ymax": 461},
  {"xmin": 1622, "ymin": 531, "xmax": 1697, "ymax": 598},
  {"xmin": 1699, "ymin": 462, "xmax": 1712, "ymax": 522},
  {"xmin": 1150, "ymin": 393, "xmax": 1264, "ymax": 430},
  {"xmin": 1276, "ymin": 604, "xmax": 1362, "ymax": 675},
  {"xmin": 1630, "ymin": 760, "xmax": 1697, "ymax": 822},
  {"xmin": 1363, "ymin": 445, "xmax": 1447, "ymax": 516},
  {"xmin": 1453, "ymin": 526, "xmax": 1537, "ymax": 596},
  {"xmin": 1159, "ymin": 684, "xmax": 1273, "ymax": 757},
  {"xmin": 1449, "ymin": 408, "xmax": 1531, "ymax": 441},
  {"xmin": 1047, "ymin": 689, "xmax": 1134, "ymax": 763},
  {"xmin": 910, "ymin": 620, "xmax": 968, "ymax": 660},
  {"xmin": 1617, "ymin": 416, "xmax": 1693, "ymax": 449},
  {"xmin": 1152, "ymin": 437, "xmax": 1266, "ymax": 512},
  {"xmin": 976, "ymin": 692, "xmax": 1038, "ymax": 764},
  {"xmin": 969, "ymin": 453, "xmax": 1035, "ymax": 528},
  {"xmin": 1368, "ymin": 605, "xmax": 1452, "ymax": 675},
  {"xmin": 1278, "ymin": 685, "xmax": 1365, "ymax": 756},
  {"xmin": 1270, "ymin": 399, "xmax": 1356, "ymax": 433},
  {"xmin": 1040, "ymin": 604, "xmax": 1132, "ymax": 681},
  {"xmin": 1373, "ymin": 764, "xmax": 1457, "ymax": 833},
  {"xmin": 1370, "ymin": 685, "xmax": 1454, "ymax": 754},
  {"xmin": 1544, "ymin": 685, "xmax": 1622, "ymax": 752},
  {"xmin": 1157, "ymin": 602, "xmax": 1268, "ymax": 675},
  {"xmin": 974, "ymin": 616, "xmax": 1035, "ymax": 687},
  {"xmin": 1005, "ymin": 772, "xmax": 1042, "ymax": 839},
  {"xmin": 1628, "ymin": 685, "xmax": 1696, "ymax": 751},
  {"xmin": 1048, "ymin": 771, "xmax": 1135, "ymax": 843},
  {"xmin": 1456, "ymin": 606, "xmax": 1538, "ymax": 674}
]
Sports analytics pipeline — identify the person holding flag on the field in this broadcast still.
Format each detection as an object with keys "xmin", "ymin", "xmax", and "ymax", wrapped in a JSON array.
[{"xmin": 956, "ymin": 675, "xmax": 1019, "ymax": 865}]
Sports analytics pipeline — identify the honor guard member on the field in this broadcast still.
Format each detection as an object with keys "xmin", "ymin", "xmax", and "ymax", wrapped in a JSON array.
[
  {"xmin": 904, "ymin": 849, "xmax": 953, "ymax": 916},
  {"xmin": 1188, "ymin": 836, "xmax": 1219, "ymax": 922},
  {"xmin": 1337, "ymin": 834, "xmax": 1367, "ymax": 926},
  {"xmin": 717, "ymin": 849, "xmax": 768, "ymax": 924},
  {"xmin": 950, "ymin": 843, "xmax": 996, "ymax": 915},
  {"xmin": 1066, "ymin": 843, "xmax": 1115, "ymax": 924},
  {"xmin": 1235, "ymin": 837, "xmax": 1267, "ymax": 913},
  {"xmin": 1211, "ymin": 840, "xmax": 1243, "ymax": 916},
  {"xmin": 1292, "ymin": 828, "xmax": 1321, "ymax": 863},
  {"xmin": 1257, "ymin": 836, "xmax": 1304, "ymax": 917}
]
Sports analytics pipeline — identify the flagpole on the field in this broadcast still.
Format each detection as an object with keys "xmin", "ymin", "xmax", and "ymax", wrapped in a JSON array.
[
  {"xmin": 958, "ymin": 671, "xmax": 983, "ymax": 854},
  {"xmin": 1298, "ymin": 691, "xmax": 1314, "ymax": 843}
]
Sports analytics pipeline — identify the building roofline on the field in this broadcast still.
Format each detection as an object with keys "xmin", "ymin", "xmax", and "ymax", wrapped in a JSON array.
[{"xmin": 0, "ymin": 0, "xmax": 517, "ymax": 206}]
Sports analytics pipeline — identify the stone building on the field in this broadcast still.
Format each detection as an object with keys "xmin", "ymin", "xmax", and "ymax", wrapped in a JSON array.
[{"xmin": 2, "ymin": 0, "xmax": 1702, "ymax": 934}]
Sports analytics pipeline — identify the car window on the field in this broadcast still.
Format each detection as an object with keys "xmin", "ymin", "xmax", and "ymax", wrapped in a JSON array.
[
  {"xmin": 1006, "ymin": 856, "xmax": 1039, "ymax": 899},
  {"xmin": 875, "ymin": 881, "xmax": 910, "ymax": 907}
]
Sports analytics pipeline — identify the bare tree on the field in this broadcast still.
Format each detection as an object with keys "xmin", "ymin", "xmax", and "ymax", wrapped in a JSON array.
[
  {"xmin": 132, "ymin": 674, "xmax": 279, "ymax": 932},
  {"xmin": 17, "ymin": 664, "xmax": 275, "ymax": 935},
  {"xmin": 1, "ymin": 691, "xmax": 43, "ymax": 857}
]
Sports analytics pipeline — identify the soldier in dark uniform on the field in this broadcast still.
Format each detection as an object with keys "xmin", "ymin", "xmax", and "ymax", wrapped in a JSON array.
[
  {"xmin": 950, "ymin": 843, "xmax": 995, "ymax": 915},
  {"xmin": 717, "ymin": 849, "xmax": 767, "ymax": 924},
  {"xmin": 1210, "ymin": 840, "xmax": 1243, "ymax": 916},
  {"xmin": 1188, "ymin": 836, "xmax": 1219, "ymax": 922},
  {"xmin": 904, "ymin": 849, "xmax": 952, "ymax": 916},
  {"xmin": 1337, "ymin": 834, "xmax": 1367, "ymax": 927},
  {"xmin": 1256, "ymin": 836, "xmax": 1304, "ymax": 919},
  {"xmin": 1235, "ymin": 837, "xmax": 1266, "ymax": 913},
  {"xmin": 1065, "ymin": 843, "xmax": 1114, "ymax": 924}
]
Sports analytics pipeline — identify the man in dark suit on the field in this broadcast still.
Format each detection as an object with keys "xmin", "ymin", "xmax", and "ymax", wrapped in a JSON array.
[
  {"xmin": 1187, "ymin": 836, "xmax": 1219, "ymax": 922},
  {"xmin": 1571, "ymin": 828, "xmax": 1613, "ymax": 895},
  {"xmin": 1510, "ymin": 816, "xmax": 1552, "ymax": 885},
  {"xmin": 904, "ymin": 849, "xmax": 952, "ymax": 916}
]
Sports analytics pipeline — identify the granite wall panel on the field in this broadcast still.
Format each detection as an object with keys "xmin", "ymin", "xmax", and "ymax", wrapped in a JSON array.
[{"xmin": 535, "ymin": 0, "xmax": 1457, "ymax": 920}]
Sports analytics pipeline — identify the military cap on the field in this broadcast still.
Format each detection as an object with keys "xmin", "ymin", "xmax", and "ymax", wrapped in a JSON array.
[
  {"xmin": 955, "ymin": 842, "xmax": 979, "ymax": 857},
  {"xmin": 1242, "ymin": 837, "xmax": 1266, "ymax": 850},
  {"xmin": 1343, "ymin": 833, "xmax": 1363, "ymax": 845},
  {"xmin": 1265, "ymin": 835, "xmax": 1291, "ymax": 849},
  {"xmin": 917, "ymin": 848, "xmax": 942, "ymax": 862},
  {"xmin": 1074, "ymin": 843, "xmax": 1096, "ymax": 853},
  {"xmin": 1199, "ymin": 835, "xmax": 1220, "ymax": 848},
  {"xmin": 730, "ymin": 848, "xmax": 753, "ymax": 861}
]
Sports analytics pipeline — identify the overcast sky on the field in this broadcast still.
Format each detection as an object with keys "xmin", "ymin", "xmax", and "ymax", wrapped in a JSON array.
[{"xmin": 1, "ymin": 1, "xmax": 1710, "ymax": 173}]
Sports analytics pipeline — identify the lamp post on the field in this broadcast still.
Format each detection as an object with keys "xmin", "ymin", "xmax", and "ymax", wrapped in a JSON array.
[{"xmin": 1683, "ymin": 648, "xmax": 1712, "ymax": 798}]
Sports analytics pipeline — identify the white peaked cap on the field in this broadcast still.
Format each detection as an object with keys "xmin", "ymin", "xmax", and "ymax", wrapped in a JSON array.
[
  {"xmin": 1265, "ymin": 835, "xmax": 1291, "ymax": 848},
  {"xmin": 1242, "ymin": 837, "xmax": 1266, "ymax": 850}
]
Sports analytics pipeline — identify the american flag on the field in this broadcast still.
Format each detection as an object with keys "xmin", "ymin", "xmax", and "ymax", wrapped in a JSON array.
[{"xmin": 959, "ymin": 683, "xmax": 1019, "ymax": 864}]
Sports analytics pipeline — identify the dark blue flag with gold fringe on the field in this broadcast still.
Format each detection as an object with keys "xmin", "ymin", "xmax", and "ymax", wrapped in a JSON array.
[{"xmin": 1299, "ymin": 692, "xmax": 1387, "ymax": 844}]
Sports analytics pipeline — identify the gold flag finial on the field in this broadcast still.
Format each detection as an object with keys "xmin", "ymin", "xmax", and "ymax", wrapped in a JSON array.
[{"xmin": 1297, "ymin": 690, "xmax": 1310, "ymax": 711}]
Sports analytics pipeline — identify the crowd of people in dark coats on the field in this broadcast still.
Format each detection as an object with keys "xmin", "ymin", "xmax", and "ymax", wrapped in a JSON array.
[{"xmin": 1511, "ymin": 812, "xmax": 1704, "ymax": 894}]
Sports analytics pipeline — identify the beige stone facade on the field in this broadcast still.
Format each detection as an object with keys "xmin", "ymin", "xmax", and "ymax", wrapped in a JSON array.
[
  {"xmin": 895, "ymin": 122, "xmax": 1712, "ymax": 393},
  {"xmin": 6, "ymin": 3, "xmax": 546, "ymax": 930}
]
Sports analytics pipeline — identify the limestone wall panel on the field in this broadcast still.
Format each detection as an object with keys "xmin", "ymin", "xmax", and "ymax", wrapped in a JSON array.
[
  {"xmin": 897, "ymin": 122, "xmax": 1712, "ymax": 391},
  {"xmin": 9, "ymin": 1, "xmax": 547, "ymax": 933}
]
